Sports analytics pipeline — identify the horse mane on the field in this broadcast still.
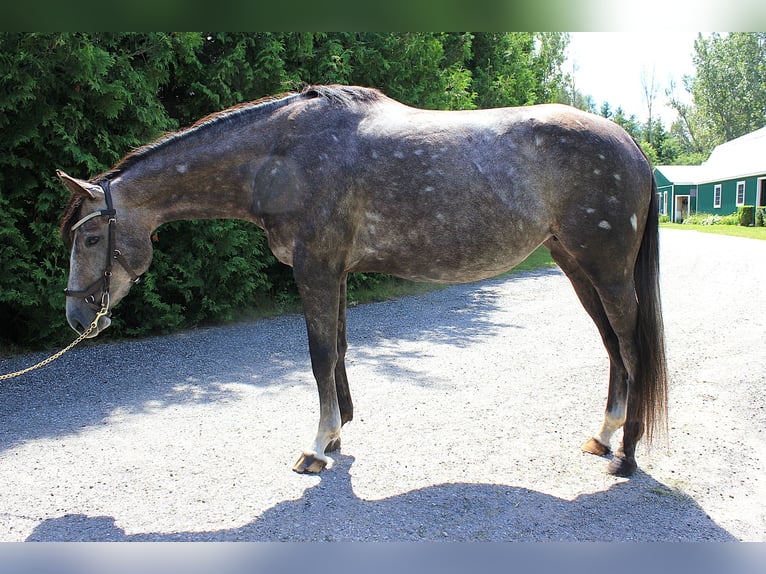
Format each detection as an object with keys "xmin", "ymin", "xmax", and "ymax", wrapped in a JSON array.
[
  {"xmin": 60, "ymin": 194, "xmax": 86, "ymax": 243},
  {"xmin": 103, "ymin": 84, "xmax": 383, "ymax": 179},
  {"xmin": 59, "ymin": 85, "xmax": 383, "ymax": 240},
  {"xmin": 302, "ymin": 84, "xmax": 383, "ymax": 107}
]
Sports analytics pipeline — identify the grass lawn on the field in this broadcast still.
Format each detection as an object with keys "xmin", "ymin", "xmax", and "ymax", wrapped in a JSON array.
[{"xmin": 660, "ymin": 222, "xmax": 766, "ymax": 240}]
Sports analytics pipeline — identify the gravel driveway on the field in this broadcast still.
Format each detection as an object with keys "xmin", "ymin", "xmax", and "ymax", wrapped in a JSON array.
[{"xmin": 1, "ymin": 228, "xmax": 764, "ymax": 542}]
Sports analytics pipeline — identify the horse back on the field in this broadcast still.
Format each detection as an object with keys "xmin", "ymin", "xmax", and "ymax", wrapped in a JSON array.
[{"xmin": 255, "ymin": 94, "xmax": 651, "ymax": 282}]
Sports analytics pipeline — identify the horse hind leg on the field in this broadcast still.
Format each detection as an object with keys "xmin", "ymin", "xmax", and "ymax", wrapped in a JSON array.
[
  {"xmin": 590, "ymin": 278, "xmax": 646, "ymax": 477},
  {"xmin": 322, "ymin": 275, "xmax": 354, "ymax": 455},
  {"xmin": 581, "ymin": 359, "xmax": 627, "ymax": 457},
  {"xmin": 545, "ymin": 240, "xmax": 632, "ymax": 469}
]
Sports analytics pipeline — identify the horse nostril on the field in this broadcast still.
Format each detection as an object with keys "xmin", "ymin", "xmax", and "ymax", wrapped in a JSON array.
[{"xmin": 68, "ymin": 316, "xmax": 86, "ymax": 334}]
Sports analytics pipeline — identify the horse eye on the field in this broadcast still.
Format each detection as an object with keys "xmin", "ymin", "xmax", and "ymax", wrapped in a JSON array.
[{"xmin": 85, "ymin": 236, "xmax": 101, "ymax": 247}]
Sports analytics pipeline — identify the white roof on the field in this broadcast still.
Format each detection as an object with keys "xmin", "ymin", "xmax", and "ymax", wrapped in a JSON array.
[
  {"xmin": 655, "ymin": 165, "xmax": 702, "ymax": 185},
  {"xmin": 656, "ymin": 126, "xmax": 766, "ymax": 184}
]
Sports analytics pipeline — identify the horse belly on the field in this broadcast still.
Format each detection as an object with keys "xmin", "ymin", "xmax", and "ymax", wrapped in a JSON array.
[{"xmin": 350, "ymin": 210, "xmax": 548, "ymax": 283}]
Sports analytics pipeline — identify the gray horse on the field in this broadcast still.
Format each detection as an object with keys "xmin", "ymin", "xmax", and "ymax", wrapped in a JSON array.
[{"xmin": 59, "ymin": 85, "xmax": 667, "ymax": 477}]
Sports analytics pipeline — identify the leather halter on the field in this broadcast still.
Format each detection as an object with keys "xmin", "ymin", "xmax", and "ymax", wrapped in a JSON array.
[{"xmin": 64, "ymin": 179, "xmax": 141, "ymax": 311}]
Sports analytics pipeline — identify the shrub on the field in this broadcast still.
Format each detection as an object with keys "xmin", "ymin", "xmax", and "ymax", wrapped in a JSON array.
[
  {"xmin": 738, "ymin": 205, "xmax": 755, "ymax": 226},
  {"xmin": 756, "ymin": 207, "xmax": 765, "ymax": 227},
  {"xmin": 682, "ymin": 212, "xmax": 740, "ymax": 226},
  {"xmin": 682, "ymin": 213, "xmax": 720, "ymax": 225}
]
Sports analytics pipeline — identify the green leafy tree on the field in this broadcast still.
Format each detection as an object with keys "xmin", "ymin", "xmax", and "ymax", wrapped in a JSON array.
[
  {"xmin": 532, "ymin": 32, "xmax": 570, "ymax": 105},
  {"xmin": 669, "ymin": 33, "xmax": 766, "ymax": 155}
]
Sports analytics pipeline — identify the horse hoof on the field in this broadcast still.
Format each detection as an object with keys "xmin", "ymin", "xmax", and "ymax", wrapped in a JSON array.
[
  {"xmin": 292, "ymin": 452, "xmax": 329, "ymax": 474},
  {"xmin": 324, "ymin": 438, "xmax": 341, "ymax": 453},
  {"xmin": 607, "ymin": 455, "xmax": 637, "ymax": 477},
  {"xmin": 581, "ymin": 437, "xmax": 611, "ymax": 456}
]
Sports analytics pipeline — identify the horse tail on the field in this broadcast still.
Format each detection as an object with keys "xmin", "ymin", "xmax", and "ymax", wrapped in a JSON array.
[{"xmin": 634, "ymin": 174, "xmax": 668, "ymax": 444}]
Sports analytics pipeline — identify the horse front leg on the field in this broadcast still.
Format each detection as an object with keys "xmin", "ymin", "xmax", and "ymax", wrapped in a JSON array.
[{"xmin": 292, "ymin": 263, "xmax": 344, "ymax": 474}]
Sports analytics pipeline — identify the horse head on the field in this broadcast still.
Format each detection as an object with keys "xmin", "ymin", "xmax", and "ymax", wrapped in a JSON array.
[{"xmin": 58, "ymin": 170, "xmax": 152, "ymax": 337}]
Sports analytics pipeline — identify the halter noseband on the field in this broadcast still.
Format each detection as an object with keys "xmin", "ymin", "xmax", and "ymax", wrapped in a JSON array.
[{"xmin": 64, "ymin": 179, "xmax": 141, "ymax": 312}]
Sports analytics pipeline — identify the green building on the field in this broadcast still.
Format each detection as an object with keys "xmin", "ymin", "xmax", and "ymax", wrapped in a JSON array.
[{"xmin": 654, "ymin": 126, "xmax": 766, "ymax": 223}]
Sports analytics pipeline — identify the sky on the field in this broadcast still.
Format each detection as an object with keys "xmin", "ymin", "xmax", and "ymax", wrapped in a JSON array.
[{"xmin": 564, "ymin": 32, "xmax": 702, "ymax": 127}]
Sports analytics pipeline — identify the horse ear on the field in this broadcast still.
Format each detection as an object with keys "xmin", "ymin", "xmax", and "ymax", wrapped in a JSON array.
[{"xmin": 56, "ymin": 170, "xmax": 103, "ymax": 200}]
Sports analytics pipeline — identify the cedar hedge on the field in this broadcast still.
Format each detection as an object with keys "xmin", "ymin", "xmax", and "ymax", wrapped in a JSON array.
[{"xmin": 0, "ymin": 32, "xmax": 569, "ymax": 350}]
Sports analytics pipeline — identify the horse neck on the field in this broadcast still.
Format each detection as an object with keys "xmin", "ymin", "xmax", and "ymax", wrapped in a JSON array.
[{"xmin": 114, "ymin": 142, "xmax": 258, "ymax": 230}]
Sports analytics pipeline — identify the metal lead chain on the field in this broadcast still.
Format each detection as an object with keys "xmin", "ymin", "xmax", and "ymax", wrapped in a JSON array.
[{"xmin": 0, "ymin": 307, "xmax": 109, "ymax": 381}]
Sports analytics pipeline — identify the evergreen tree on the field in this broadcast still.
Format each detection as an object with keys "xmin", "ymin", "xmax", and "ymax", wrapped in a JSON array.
[{"xmin": 0, "ymin": 32, "xmax": 571, "ymax": 350}]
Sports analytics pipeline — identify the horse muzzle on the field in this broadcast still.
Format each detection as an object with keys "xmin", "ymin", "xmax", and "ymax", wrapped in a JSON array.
[{"xmin": 66, "ymin": 302, "xmax": 112, "ymax": 338}]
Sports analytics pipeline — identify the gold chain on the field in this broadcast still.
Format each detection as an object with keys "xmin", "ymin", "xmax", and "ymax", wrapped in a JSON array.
[{"xmin": 0, "ymin": 307, "xmax": 109, "ymax": 381}]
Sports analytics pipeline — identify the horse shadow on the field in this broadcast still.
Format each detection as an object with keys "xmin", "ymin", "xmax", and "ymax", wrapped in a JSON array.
[
  {"xmin": 0, "ymin": 312, "xmax": 310, "ymax": 452},
  {"xmin": 344, "ymin": 267, "xmax": 562, "ymax": 387},
  {"xmin": 27, "ymin": 453, "xmax": 735, "ymax": 542}
]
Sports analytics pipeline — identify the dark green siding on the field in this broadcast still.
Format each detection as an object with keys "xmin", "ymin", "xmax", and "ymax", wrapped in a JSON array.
[
  {"xmin": 697, "ymin": 176, "xmax": 761, "ymax": 214},
  {"xmin": 656, "ymin": 182, "xmax": 697, "ymax": 221},
  {"xmin": 655, "ymin": 171, "xmax": 673, "ymax": 187}
]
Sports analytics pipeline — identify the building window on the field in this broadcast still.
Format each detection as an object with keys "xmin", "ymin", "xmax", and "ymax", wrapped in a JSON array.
[
  {"xmin": 736, "ymin": 181, "xmax": 746, "ymax": 206},
  {"xmin": 714, "ymin": 184, "xmax": 722, "ymax": 208}
]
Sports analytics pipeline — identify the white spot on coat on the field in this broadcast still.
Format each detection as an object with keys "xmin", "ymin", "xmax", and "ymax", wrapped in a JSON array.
[
  {"xmin": 630, "ymin": 213, "xmax": 638, "ymax": 232},
  {"xmin": 393, "ymin": 151, "xmax": 405, "ymax": 159},
  {"xmin": 598, "ymin": 220, "xmax": 612, "ymax": 230},
  {"xmin": 176, "ymin": 164, "xmax": 188, "ymax": 174},
  {"xmin": 613, "ymin": 173, "xmax": 622, "ymax": 181},
  {"xmin": 593, "ymin": 169, "xmax": 602, "ymax": 176},
  {"xmin": 585, "ymin": 207, "xmax": 596, "ymax": 214}
]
